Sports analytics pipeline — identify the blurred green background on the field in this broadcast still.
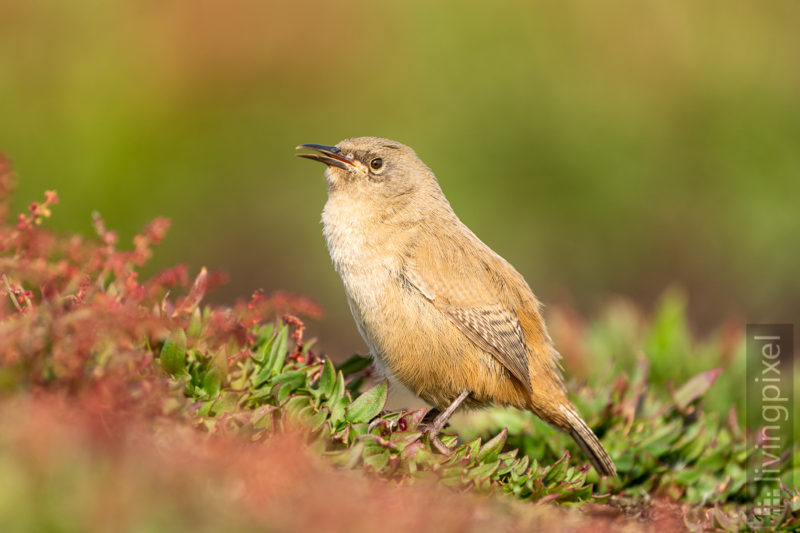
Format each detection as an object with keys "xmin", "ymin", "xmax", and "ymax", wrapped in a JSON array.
[{"xmin": 1, "ymin": 0, "xmax": 798, "ymax": 357}]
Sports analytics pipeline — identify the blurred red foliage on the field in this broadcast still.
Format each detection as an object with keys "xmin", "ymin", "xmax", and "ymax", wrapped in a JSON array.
[
  {"xmin": 1, "ymin": 392, "xmax": 682, "ymax": 533},
  {"xmin": 0, "ymin": 152, "xmax": 321, "ymax": 395}
]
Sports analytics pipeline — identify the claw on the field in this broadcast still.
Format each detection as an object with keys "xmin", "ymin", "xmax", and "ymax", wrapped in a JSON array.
[
  {"xmin": 422, "ymin": 392, "xmax": 470, "ymax": 454},
  {"xmin": 368, "ymin": 410, "xmax": 396, "ymax": 433},
  {"xmin": 429, "ymin": 431, "xmax": 454, "ymax": 455}
]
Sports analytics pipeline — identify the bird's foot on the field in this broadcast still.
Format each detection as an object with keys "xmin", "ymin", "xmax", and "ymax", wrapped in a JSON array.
[
  {"xmin": 428, "ymin": 430, "xmax": 454, "ymax": 455},
  {"xmin": 422, "ymin": 392, "xmax": 471, "ymax": 454}
]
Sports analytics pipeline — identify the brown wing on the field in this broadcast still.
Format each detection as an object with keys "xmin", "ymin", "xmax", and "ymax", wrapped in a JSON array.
[{"xmin": 403, "ymin": 239, "xmax": 533, "ymax": 394}]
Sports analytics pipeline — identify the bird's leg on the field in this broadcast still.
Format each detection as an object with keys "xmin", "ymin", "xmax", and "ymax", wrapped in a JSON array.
[{"xmin": 428, "ymin": 391, "xmax": 470, "ymax": 454}]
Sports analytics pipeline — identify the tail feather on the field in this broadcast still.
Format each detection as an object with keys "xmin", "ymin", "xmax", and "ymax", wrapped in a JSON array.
[{"xmin": 560, "ymin": 405, "xmax": 616, "ymax": 477}]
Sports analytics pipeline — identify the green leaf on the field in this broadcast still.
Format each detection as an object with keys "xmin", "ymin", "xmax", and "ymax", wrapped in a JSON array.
[
  {"xmin": 335, "ymin": 354, "xmax": 372, "ymax": 376},
  {"xmin": 251, "ymin": 365, "xmax": 272, "ymax": 389},
  {"xmin": 346, "ymin": 380, "xmax": 387, "ymax": 423},
  {"xmin": 212, "ymin": 391, "xmax": 239, "ymax": 415},
  {"xmin": 256, "ymin": 323, "xmax": 275, "ymax": 346},
  {"xmin": 511, "ymin": 455, "xmax": 529, "ymax": 477},
  {"xmin": 441, "ymin": 465, "xmax": 465, "ymax": 486},
  {"xmin": 318, "ymin": 358, "xmax": 336, "ymax": 398},
  {"xmin": 276, "ymin": 383, "xmax": 294, "ymax": 404},
  {"xmin": 187, "ymin": 308, "xmax": 203, "ymax": 338},
  {"xmin": 363, "ymin": 450, "xmax": 390, "ymax": 472},
  {"xmin": 348, "ymin": 423, "xmax": 369, "ymax": 441},
  {"xmin": 543, "ymin": 453, "xmax": 570, "ymax": 485},
  {"xmin": 283, "ymin": 396, "xmax": 310, "ymax": 417},
  {"xmin": 389, "ymin": 431, "xmax": 422, "ymax": 451},
  {"xmin": 645, "ymin": 289, "xmax": 691, "ymax": 370},
  {"xmin": 468, "ymin": 460, "xmax": 500, "ymax": 481},
  {"xmin": 267, "ymin": 325, "xmax": 289, "ymax": 375},
  {"xmin": 326, "ymin": 441, "xmax": 364, "ymax": 469},
  {"xmin": 202, "ymin": 366, "xmax": 222, "ymax": 397},
  {"xmin": 440, "ymin": 434, "xmax": 458, "ymax": 449},
  {"xmin": 673, "ymin": 367, "xmax": 723, "ymax": 410},
  {"xmin": 253, "ymin": 328, "xmax": 275, "ymax": 364},
  {"xmin": 478, "ymin": 428, "xmax": 508, "ymax": 463},
  {"xmin": 463, "ymin": 437, "xmax": 482, "ymax": 458},
  {"xmin": 160, "ymin": 329, "xmax": 187, "ymax": 376},
  {"xmin": 308, "ymin": 406, "xmax": 329, "ymax": 432},
  {"xmin": 678, "ymin": 427, "xmax": 708, "ymax": 464},
  {"xmin": 273, "ymin": 370, "xmax": 307, "ymax": 391},
  {"xmin": 328, "ymin": 371, "xmax": 348, "ymax": 426}
]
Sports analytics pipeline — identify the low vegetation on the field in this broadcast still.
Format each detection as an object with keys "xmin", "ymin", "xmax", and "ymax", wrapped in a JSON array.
[{"xmin": 0, "ymin": 156, "xmax": 797, "ymax": 531}]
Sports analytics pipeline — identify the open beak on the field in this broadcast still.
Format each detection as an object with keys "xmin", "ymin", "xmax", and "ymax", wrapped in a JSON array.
[{"xmin": 295, "ymin": 144, "xmax": 357, "ymax": 170}]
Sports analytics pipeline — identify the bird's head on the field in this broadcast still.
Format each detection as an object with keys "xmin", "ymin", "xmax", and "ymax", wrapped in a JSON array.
[{"xmin": 296, "ymin": 137, "xmax": 448, "ymax": 219}]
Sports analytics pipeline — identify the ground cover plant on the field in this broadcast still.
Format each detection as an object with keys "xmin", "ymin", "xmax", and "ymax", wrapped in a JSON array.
[{"xmin": 0, "ymin": 155, "xmax": 797, "ymax": 532}]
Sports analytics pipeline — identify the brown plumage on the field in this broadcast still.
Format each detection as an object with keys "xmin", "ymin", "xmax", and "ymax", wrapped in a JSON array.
[{"xmin": 296, "ymin": 137, "xmax": 616, "ymax": 477}]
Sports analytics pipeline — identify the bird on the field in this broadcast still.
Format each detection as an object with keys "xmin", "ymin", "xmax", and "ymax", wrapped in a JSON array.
[{"xmin": 296, "ymin": 137, "xmax": 616, "ymax": 477}]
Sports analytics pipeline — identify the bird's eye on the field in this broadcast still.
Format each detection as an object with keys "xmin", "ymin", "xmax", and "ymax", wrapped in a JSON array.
[{"xmin": 369, "ymin": 158, "xmax": 383, "ymax": 171}]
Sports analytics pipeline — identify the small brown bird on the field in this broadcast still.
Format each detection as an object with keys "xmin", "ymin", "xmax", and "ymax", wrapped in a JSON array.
[{"xmin": 296, "ymin": 137, "xmax": 616, "ymax": 476}]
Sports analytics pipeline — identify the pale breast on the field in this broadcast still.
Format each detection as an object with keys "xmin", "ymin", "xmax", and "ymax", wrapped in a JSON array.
[{"xmin": 322, "ymin": 196, "xmax": 402, "ymax": 357}]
